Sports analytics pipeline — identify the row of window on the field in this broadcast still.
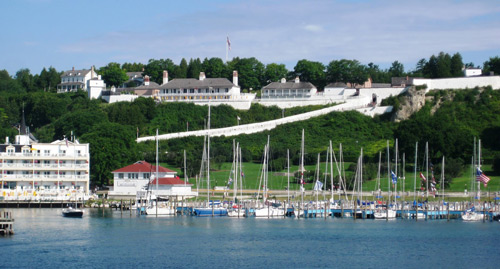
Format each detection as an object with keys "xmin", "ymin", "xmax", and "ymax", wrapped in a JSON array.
[
  {"xmin": 2, "ymin": 148, "xmax": 83, "ymax": 156},
  {"xmin": 161, "ymin": 88, "xmax": 230, "ymax": 94},
  {"xmin": 117, "ymin": 173, "xmax": 150, "ymax": 179},
  {"xmin": 62, "ymin": 77, "xmax": 84, "ymax": 83}
]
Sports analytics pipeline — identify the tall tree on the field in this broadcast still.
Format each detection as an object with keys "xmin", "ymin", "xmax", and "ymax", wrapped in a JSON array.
[
  {"xmin": 173, "ymin": 58, "xmax": 188, "ymax": 78},
  {"xmin": 450, "ymin": 52, "xmax": 464, "ymax": 77},
  {"xmin": 143, "ymin": 59, "xmax": 176, "ymax": 84},
  {"xmin": 99, "ymin": 62, "xmax": 128, "ymax": 87},
  {"xmin": 264, "ymin": 63, "xmax": 288, "ymax": 83},
  {"xmin": 367, "ymin": 62, "xmax": 390, "ymax": 83},
  {"xmin": 15, "ymin": 68, "xmax": 35, "ymax": 92},
  {"xmin": 37, "ymin": 67, "xmax": 61, "ymax": 93},
  {"xmin": 388, "ymin": 61, "xmax": 405, "ymax": 78},
  {"xmin": 121, "ymin": 62, "xmax": 144, "ymax": 72},
  {"xmin": 228, "ymin": 57, "xmax": 265, "ymax": 91},
  {"xmin": 187, "ymin": 58, "xmax": 203, "ymax": 78},
  {"xmin": 436, "ymin": 52, "xmax": 452, "ymax": 78},
  {"xmin": 202, "ymin": 57, "xmax": 227, "ymax": 78},
  {"xmin": 293, "ymin": 59, "xmax": 326, "ymax": 89},
  {"xmin": 483, "ymin": 56, "xmax": 500, "ymax": 75},
  {"xmin": 0, "ymin": 70, "xmax": 23, "ymax": 93},
  {"xmin": 326, "ymin": 59, "xmax": 368, "ymax": 87}
]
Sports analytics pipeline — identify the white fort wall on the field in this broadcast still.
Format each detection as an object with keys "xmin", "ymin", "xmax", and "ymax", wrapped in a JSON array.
[
  {"xmin": 137, "ymin": 95, "xmax": 393, "ymax": 142},
  {"xmin": 413, "ymin": 76, "xmax": 500, "ymax": 92}
]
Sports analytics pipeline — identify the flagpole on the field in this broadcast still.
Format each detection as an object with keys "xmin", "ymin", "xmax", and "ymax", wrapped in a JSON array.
[{"xmin": 226, "ymin": 35, "xmax": 229, "ymax": 63}]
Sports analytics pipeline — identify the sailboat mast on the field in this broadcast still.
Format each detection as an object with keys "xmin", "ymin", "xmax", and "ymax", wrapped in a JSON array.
[
  {"xmin": 478, "ymin": 139, "xmax": 481, "ymax": 200},
  {"xmin": 387, "ymin": 140, "xmax": 390, "ymax": 202},
  {"xmin": 184, "ymin": 150, "xmax": 187, "ymax": 187},
  {"xmin": 414, "ymin": 142, "xmax": 418, "ymax": 202},
  {"xmin": 426, "ymin": 141, "xmax": 429, "ymax": 199},
  {"xmin": 329, "ymin": 141, "xmax": 334, "ymax": 201},
  {"xmin": 395, "ymin": 139, "xmax": 398, "ymax": 204},
  {"xmin": 287, "ymin": 149, "xmax": 290, "ymax": 203},
  {"xmin": 156, "ymin": 129, "xmax": 159, "ymax": 194},
  {"xmin": 207, "ymin": 103, "xmax": 211, "ymax": 203}
]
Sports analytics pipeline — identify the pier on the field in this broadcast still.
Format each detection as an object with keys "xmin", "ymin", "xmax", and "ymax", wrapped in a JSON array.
[{"xmin": 0, "ymin": 211, "xmax": 14, "ymax": 235}]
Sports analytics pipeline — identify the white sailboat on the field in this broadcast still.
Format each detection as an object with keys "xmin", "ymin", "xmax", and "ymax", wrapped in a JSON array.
[
  {"xmin": 374, "ymin": 140, "xmax": 396, "ymax": 219},
  {"xmin": 254, "ymin": 136, "xmax": 284, "ymax": 218},
  {"xmin": 462, "ymin": 138, "xmax": 485, "ymax": 221},
  {"xmin": 146, "ymin": 129, "xmax": 175, "ymax": 216}
]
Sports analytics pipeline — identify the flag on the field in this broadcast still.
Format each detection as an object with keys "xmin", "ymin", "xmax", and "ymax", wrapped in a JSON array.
[
  {"xmin": 391, "ymin": 171, "xmax": 397, "ymax": 184},
  {"xmin": 314, "ymin": 180, "xmax": 323, "ymax": 191},
  {"xmin": 65, "ymin": 137, "xmax": 69, "ymax": 148},
  {"xmin": 227, "ymin": 177, "xmax": 233, "ymax": 186},
  {"xmin": 430, "ymin": 181, "xmax": 436, "ymax": 192},
  {"xmin": 227, "ymin": 36, "xmax": 231, "ymax": 50},
  {"xmin": 476, "ymin": 168, "xmax": 491, "ymax": 187},
  {"xmin": 419, "ymin": 172, "xmax": 427, "ymax": 181},
  {"xmin": 237, "ymin": 116, "xmax": 241, "ymax": 121},
  {"xmin": 241, "ymin": 172, "xmax": 245, "ymax": 178}
]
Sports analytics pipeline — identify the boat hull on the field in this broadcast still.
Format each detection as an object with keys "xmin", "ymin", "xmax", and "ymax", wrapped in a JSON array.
[
  {"xmin": 193, "ymin": 208, "xmax": 228, "ymax": 217},
  {"xmin": 62, "ymin": 209, "xmax": 83, "ymax": 218}
]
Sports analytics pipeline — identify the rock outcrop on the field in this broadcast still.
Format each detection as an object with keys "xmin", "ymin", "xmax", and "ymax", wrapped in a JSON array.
[{"xmin": 391, "ymin": 86, "xmax": 426, "ymax": 122}]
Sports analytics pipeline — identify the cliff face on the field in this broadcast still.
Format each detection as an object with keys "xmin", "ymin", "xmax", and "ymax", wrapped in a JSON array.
[{"xmin": 391, "ymin": 86, "xmax": 427, "ymax": 122}]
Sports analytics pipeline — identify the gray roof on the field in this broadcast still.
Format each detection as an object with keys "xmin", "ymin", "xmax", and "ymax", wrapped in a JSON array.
[
  {"xmin": 262, "ymin": 81, "xmax": 316, "ymax": 90},
  {"xmin": 160, "ymin": 78, "xmax": 236, "ymax": 90},
  {"xmin": 135, "ymin": 81, "xmax": 160, "ymax": 90},
  {"xmin": 62, "ymin": 69, "xmax": 91, "ymax": 77},
  {"xmin": 57, "ymin": 82, "xmax": 85, "ymax": 86},
  {"xmin": 371, "ymin": 83, "xmax": 392, "ymax": 88}
]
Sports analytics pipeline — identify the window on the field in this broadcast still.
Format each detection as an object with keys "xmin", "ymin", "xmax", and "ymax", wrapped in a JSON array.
[
  {"xmin": 44, "ymin": 150, "xmax": 50, "ymax": 156},
  {"xmin": 7, "ymin": 148, "xmax": 14, "ymax": 155},
  {"xmin": 143, "ymin": 173, "xmax": 150, "ymax": 179},
  {"xmin": 118, "ymin": 173, "xmax": 124, "ymax": 179},
  {"xmin": 127, "ymin": 173, "xmax": 138, "ymax": 179}
]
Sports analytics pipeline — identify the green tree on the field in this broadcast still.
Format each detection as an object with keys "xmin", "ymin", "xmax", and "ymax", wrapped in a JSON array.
[
  {"xmin": 483, "ymin": 56, "xmax": 500, "ymax": 75},
  {"xmin": 450, "ymin": 53, "xmax": 464, "ymax": 77},
  {"xmin": 367, "ymin": 63, "xmax": 390, "ymax": 83},
  {"xmin": 293, "ymin": 59, "xmax": 325, "ymax": 89},
  {"xmin": 326, "ymin": 59, "xmax": 368, "ymax": 87},
  {"xmin": 264, "ymin": 63, "xmax": 288, "ymax": 83},
  {"xmin": 228, "ymin": 57, "xmax": 265, "ymax": 91},
  {"xmin": 121, "ymin": 62, "xmax": 144, "ymax": 72},
  {"xmin": 436, "ymin": 52, "xmax": 452, "ymax": 78},
  {"xmin": 173, "ymin": 58, "xmax": 188, "ymax": 78},
  {"xmin": 37, "ymin": 67, "xmax": 61, "ymax": 92},
  {"xmin": 143, "ymin": 59, "xmax": 176, "ymax": 84},
  {"xmin": 80, "ymin": 122, "xmax": 139, "ymax": 186},
  {"xmin": 388, "ymin": 61, "xmax": 405, "ymax": 78},
  {"xmin": 0, "ymin": 70, "xmax": 23, "ymax": 93},
  {"xmin": 202, "ymin": 57, "xmax": 227, "ymax": 78},
  {"xmin": 187, "ymin": 58, "xmax": 203, "ymax": 78},
  {"xmin": 15, "ymin": 68, "xmax": 36, "ymax": 92},
  {"xmin": 99, "ymin": 62, "xmax": 128, "ymax": 87}
]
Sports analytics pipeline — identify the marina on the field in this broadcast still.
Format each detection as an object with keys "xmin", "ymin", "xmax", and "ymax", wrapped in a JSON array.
[{"xmin": 1, "ymin": 208, "xmax": 499, "ymax": 268}]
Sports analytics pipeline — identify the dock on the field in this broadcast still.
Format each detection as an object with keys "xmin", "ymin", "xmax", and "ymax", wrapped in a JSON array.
[{"xmin": 0, "ymin": 211, "xmax": 14, "ymax": 235}]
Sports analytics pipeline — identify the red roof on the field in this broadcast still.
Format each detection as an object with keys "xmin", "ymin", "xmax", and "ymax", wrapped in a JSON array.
[
  {"xmin": 150, "ymin": 177, "xmax": 191, "ymax": 185},
  {"xmin": 112, "ymin": 161, "xmax": 176, "ymax": 173}
]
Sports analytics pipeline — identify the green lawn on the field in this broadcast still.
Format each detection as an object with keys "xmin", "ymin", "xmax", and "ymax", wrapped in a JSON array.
[{"xmin": 163, "ymin": 162, "xmax": 500, "ymax": 193}]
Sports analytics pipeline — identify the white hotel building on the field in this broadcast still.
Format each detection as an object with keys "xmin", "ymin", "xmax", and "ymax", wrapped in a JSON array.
[{"xmin": 0, "ymin": 134, "xmax": 90, "ymax": 200}]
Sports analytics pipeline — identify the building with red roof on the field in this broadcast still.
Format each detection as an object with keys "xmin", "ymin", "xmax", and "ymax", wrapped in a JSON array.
[{"xmin": 109, "ymin": 161, "xmax": 196, "ymax": 199}]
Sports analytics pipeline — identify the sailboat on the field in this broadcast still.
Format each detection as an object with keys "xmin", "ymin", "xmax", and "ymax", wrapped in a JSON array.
[
  {"xmin": 374, "ymin": 140, "xmax": 396, "ymax": 219},
  {"xmin": 228, "ymin": 141, "xmax": 244, "ymax": 217},
  {"xmin": 62, "ymin": 193, "xmax": 84, "ymax": 217},
  {"xmin": 253, "ymin": 136, "xmax": 284, "ymax": 218},
  {"xmin": 193, "ymin": 103, "xmax": 228, "ymax": 217},
  {"xmin": 462, "ymin": 138, "xmax": 486, "ymax": 221},
  {"xmin": 146, "ymin": 129, "xmax": 175, "ymax": 216}
]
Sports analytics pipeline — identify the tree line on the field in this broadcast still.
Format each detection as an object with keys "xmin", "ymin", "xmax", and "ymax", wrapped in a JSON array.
[{"xmin": 2, "ymin": 54, "xmax": 500, "ymax": 95}]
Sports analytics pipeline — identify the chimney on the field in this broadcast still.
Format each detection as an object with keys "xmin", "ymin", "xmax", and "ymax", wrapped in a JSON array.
[
  {"xmin": 163, "ymin": 71, "xmax": 169, "ymax": 85},
  {"xmin": 98, "ymin": 75, "xmax": 101, "ymax": 80},
  {"xmin": 280, "ymin": 78, "xmax": 286, "ymax": 83},
  {"xmin": 91, "ymin": 66, "xmax": 96, "ymax": 78},
  {"xmin": 233, "ymin": 70, "xmax": 238, "ymax": 86},
  {"xmin": 199, "ymin": 72, "xmax": 206, "ymax": 81},
  {"xmin": 144, "ymin": 75, "xmax": 150, "ymax": 86},
  {"xmin": 294, "ymin": 76, "xmax": 300, "ymax": 83},
  {"xmin": 5, "ymin": 137, "xmax": 9, "ymax": 144},
  {"xmin": 72, "ymin": 67, "xmax": 75, "ymax": 71}
]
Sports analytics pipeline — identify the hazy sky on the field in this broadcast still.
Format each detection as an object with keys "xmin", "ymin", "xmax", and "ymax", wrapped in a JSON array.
[{"xmin": 2, "ymin": 0, "xmax": 499, "ymax": 75}]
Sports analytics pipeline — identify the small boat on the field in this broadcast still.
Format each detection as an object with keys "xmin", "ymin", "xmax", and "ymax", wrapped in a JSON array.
[
  {"xmin": 461, "ymin": 207, "xmax": 484, "ymax": 221},
  {"xmin": 62, "ymin": 206, "xmax": 83, "ymax": 218}
]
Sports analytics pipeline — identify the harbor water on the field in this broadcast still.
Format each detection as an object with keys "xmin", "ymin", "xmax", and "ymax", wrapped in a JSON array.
[{"xmin": 1, "ymin": 208, "xmax": 499, "ymax": 268}]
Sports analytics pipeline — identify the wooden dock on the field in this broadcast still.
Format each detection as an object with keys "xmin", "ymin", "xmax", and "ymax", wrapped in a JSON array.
[{"xmin": 0, "ymin": 211, "xmax": 14, "ymax": 235}]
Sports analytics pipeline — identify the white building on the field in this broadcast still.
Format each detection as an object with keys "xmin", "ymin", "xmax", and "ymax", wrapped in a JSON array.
[
  {"xmin": 0, "ymin": 134, "xmax": 90, "ymax": 201},
  {"xmin": 109, "ymin": 160, "xmax": 195, "ymax": 199},
  {"xmin": 464, "ymin": 68, "xmax": 482, "ymax": 77},
  {"xmin": 57, "ymin": 66, "xmax": 106, "ymax": 99},
  {"xmin": 261, "ymin": 77, "xmax": 317, "ymax": 99}
]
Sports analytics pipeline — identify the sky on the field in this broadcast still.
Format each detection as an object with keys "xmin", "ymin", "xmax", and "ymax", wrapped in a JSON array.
[{"xmin": 1, "ymin": 0, "xmax": 500, "ymax": 76}]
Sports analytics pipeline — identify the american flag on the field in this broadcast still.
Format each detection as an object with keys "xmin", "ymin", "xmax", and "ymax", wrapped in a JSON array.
[
  {"xmin": 476, "ymin": 168, "xmax": 491, "ymax": 187},
  {"xmin": 419, "ymin": 172, "xmax": 427, "ymax": 181},
  {"xmin": 227, "ymin": 36, "xmax": 231, "ymax": 51}
]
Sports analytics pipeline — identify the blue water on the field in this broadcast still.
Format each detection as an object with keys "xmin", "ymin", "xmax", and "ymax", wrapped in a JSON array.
[{"xmin": 1, "ymin": 208, "xmax": 499, "ymax": 268}]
